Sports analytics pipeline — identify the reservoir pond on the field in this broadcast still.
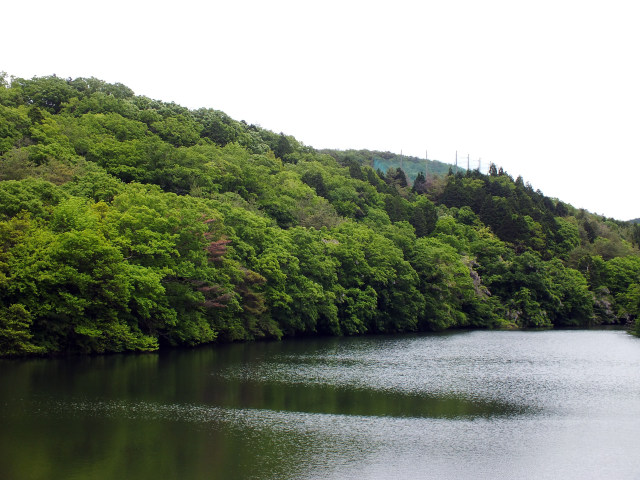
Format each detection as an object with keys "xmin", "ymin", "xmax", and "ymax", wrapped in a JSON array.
[{"xmin": 1, "ymin": 329, "xmax": 640, "ymax": 479}]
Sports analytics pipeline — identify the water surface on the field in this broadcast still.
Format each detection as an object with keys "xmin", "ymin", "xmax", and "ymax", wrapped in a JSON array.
[{"xmin": 1, "ymin": 329, "xmax": 639, "ymax": 479}]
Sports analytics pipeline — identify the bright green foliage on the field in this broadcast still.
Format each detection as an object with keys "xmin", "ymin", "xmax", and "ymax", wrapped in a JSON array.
[
  {"xmin": 63, "ymin": 163, "xmax": 124, "ymax": 202},
  {"xmin": 617, "ymin": 283, "xmax": 640, "ymax": 324},
  {"xmin": 546, "ymin": 259, "xmax": 594, "ymax": 326},
  {"xmin": 0, "ymin": 304, "xmax": 44, "ymax": 355},
  {"xmin": 508, "ymin": 288, "xmax": 551, "ymax": 328},
  {"xmin": 604, "ymin": 256, "xmax": 640, "ymax": 295},
  {"xmin": 0, "ymin": 178, "xmax": 67, "ymax": 218},
  {"xmin": 150, "ymin": 114, "xmax": 202, "ymax": 147},
  {"xmin": 602, "ymin": 256, "xmax": 640, "ymax": 323},
  {"xmin": 553, "ymin": 217, "xmax": 581, "ymax": 258},
  {"xmin": 11, "ymin": 75, "xmax": 77, "ymax": 113},
  {"xmin": 411, "ymin": 237, "xmax": 474, "ymax": 329},
  {"xmin": 0, "ymin": 105, "xmax": 30, "ymax": 155},
  {"xmin": 330, "ymin": 222, "xmax": 423, "ymax": 333},
  {"xmin": 1, "ymin": 74, "xmax": 639, "ymax": 356}
]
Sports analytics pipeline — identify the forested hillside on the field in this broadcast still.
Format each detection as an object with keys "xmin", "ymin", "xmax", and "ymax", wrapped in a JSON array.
[
  {"xmin": 1, "ymin": 74, "xmax": 639, "ymax": 356},
  {"xmin": 319, "ymin": 149, "xmax": 466, "ymax": 184}
]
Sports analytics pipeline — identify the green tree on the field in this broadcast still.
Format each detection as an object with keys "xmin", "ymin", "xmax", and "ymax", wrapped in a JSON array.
[
  {"xmin": 411, "ymin": 237, "xmax": 474, "ymax": 330},
  {"xmin": 274, "ymin": 132, "xmax": 294, "ymax": 161},
  {"xmin": 12, "ymin": 75, "xmax": 77, "ymax": 113},
  {"xmin": 0, "ymin": 304, "xmax": 44, "ymax": 356}
]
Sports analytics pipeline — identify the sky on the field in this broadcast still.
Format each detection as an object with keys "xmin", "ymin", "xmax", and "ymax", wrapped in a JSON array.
[{"xmin": 4, "ymin": 0, "xmax": 639, "ymax": 220}]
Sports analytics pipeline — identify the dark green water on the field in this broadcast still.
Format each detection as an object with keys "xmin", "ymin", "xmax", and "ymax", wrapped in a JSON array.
[{"xmin": 1, "ymin": 329, "xmax": 640, "ymax": 479}]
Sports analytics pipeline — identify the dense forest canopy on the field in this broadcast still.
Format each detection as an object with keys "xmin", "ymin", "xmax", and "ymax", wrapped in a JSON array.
[{"xmin": 1, "ymin": 73, "xmax": 639, "ymax": 356}]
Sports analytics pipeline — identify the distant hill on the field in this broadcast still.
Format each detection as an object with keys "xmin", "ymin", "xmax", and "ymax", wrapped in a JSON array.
[
  {"xmin": 630, "ymin": 218, "xmax": 640, "ymax": 224},
  {"xmin": 319, "ymin": 149, "xmax": 466, "ymax": 184}
]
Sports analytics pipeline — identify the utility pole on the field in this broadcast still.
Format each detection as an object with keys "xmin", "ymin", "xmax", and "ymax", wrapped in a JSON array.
[
  {"xmin": 455, "ymin": 150, "xmax": 458, "ymax": 171},
  {"xmin": 425, "ymin": 149, "xmax": 428, "ymax": 178},
  {"xmin": 467, "ymin": 154, "xmax": 470, "ymax": 172}
]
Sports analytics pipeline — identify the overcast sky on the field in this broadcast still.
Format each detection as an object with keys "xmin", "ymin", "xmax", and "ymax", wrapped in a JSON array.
[{"xmin": 4, "ymin": 0, "xmax": 639, "ymax": 220}]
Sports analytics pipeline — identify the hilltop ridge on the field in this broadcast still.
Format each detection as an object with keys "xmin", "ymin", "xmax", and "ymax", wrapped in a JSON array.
[{"xmin": 319, "ymin": 149, "xmax": 467, "ymax": 184}]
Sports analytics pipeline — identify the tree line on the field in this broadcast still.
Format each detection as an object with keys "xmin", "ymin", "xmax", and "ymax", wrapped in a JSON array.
[{"xmin": 1, "ymin": 74, "xmax": 639, "ymax": 356}]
